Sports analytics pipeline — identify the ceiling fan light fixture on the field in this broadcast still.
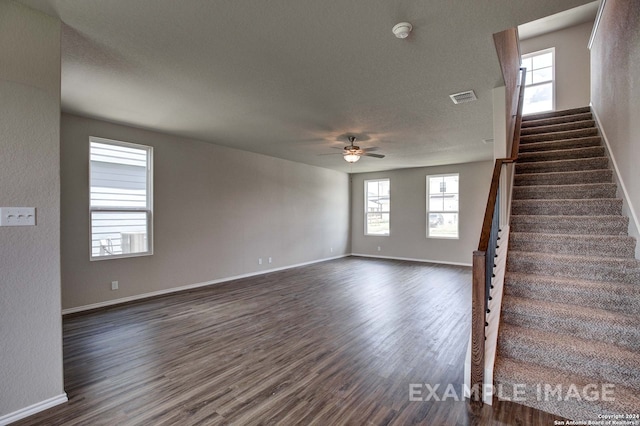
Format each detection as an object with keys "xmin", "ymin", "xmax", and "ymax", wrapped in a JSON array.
[{"xmin": 344, "ymin": 153, "xmax": 361, "ymax": 163}]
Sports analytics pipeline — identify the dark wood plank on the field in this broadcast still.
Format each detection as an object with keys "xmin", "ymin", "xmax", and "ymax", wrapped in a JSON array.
[{"xmin": 13, "ymin": 257, "xmax": 563, "ymax": 425}]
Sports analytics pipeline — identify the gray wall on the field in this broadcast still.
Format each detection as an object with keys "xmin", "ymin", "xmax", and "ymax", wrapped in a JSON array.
[
  {"xmin": 521, "ymin": 21, "xmax": 593, "ymax": 111},
  {"xmin": 61, "ymin": 114, "xmax": 350, "ymax": 310},
  {"xmin": 590, "ymin": 0, "xmax": 640, "ymax": 258},
  {"xmin": 0, "ymin": 1, "xmax": 65, "ymax": 418},
  {"xmin": 350, "ymin": 161, "xmax": 493, "ymax": 266}
]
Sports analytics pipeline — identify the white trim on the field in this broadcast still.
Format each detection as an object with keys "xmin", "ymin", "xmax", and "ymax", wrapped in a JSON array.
[
  {"xmin": 590, "ymin": 104, "xmax": 640, "ymax": 258},
  {"xmin": 350, "ymin": 253, "xmax": 471, "ymax": 267},
  {"xmin": 0, "ymin": 393, "xmax": 68, "ymax": 426},
  {"xmin": 588, "ymin": 0, "xmax": 607, "ymax": 50},
  {"xmin": 62, "ymin": 255, "xmax": 349, "ymax": 315}
]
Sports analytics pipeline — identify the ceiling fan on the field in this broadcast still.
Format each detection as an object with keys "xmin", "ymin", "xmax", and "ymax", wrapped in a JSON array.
[{"xmin": 334, "ymin": 136, "xmax": 385, "ymax": 163}]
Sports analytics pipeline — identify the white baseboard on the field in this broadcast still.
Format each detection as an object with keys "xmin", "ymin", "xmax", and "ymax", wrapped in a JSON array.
[
  {"xmin": 350, "ymin": 253, "xmax": 472, "ymax": 267},
  {"xmin": 591, "ymin": 104, "xmax": 640, "ymax": 259},
  {"xmin": 0, "ymin": 393, "xmax": 68, "ymax": 426},
  {"xmin": 62, "ymin": 255, "xmax": 349, "ymax": 315}
]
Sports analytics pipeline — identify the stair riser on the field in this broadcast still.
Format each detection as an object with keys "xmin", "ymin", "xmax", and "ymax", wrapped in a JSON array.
[
  {"xmin": 520, "ymin": 120, "xmax": 596, "ymax": 136},
  {"xmin": 520, "ymin": 128, "xmax": 599, "ymax": 144},
  {"xmin": 501, "ymin": 310, "xmax": 640, "ymax": 352},
  {"xmin": 509, "ymin": 237, "xmax": 636, "ymax": 258},
  {"xmin": 521, "ymin": 112, "xmax": 593, "ymax": 128},
  {"xmin": 519, "ymin": 136, "xmax": 601, "ymax": 153},
  {"xmin": 513, "ymin": 185, "xmax": 617, "ymax": 200},
  {"xmin": 512, "ymin": 200, "xmax": 623, "ymax": 216},
  {"xmin": 507, "ymin": 257, "xmax": 640, "ymax": 283},
  {"xmin": 516, "ymin": 158, "xmax": 609, "ymax": 174},
  {"xmin": 510, "ymin": 217, "xmax": 629, "ymax": 235},
  {"xmin": 504, "ymin": 279, "xmax": 640, "ymax": 316},
  {"xmin": 522, "ymin": 106, "xmax": 591, "ymax": 122},
  {"xmin": 515, "ymin": 170, "xmax": 613, "ymax": 186},
  {"xmin": 518, "ymin": 147, "xmax": 605, "ymax": 163},
  {"xmin": 498, "ymin": 336, "xmax": 640, "ymax": 390}
]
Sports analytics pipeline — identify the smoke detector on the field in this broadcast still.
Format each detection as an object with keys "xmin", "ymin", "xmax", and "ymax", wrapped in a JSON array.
[
  {"xmin": 392, "ymin": 22, "xmax": 413, "ymax": 39},
  {"xmin": 449, "ymin": 90, "xmax": 478, "ymax": 104}
]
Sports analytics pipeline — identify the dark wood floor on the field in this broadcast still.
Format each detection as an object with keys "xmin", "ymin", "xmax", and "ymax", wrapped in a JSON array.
[{"xmin": 15, "ymin": 257, "xmax": 563, "ymax": 425}]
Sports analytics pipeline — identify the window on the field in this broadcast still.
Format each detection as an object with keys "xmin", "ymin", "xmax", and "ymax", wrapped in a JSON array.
[
  {"xmin": 522, "ymin": 48, "xmax": 555, "ymax": 115},
  {"xmin": 365, "ymin": 179, "xmax": 390, "ymax": 235},
  {"xmin": 89, "ymin": 137, "xmax": 153, "ymax": 260},
  {"xmin": 427, "ymin": 174, "xmax": 459, "ymax": 239}
]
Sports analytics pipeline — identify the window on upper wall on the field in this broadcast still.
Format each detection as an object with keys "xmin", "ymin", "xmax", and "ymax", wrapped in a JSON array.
[
  {"xmin": 427, "ymin": 174, "xmax": 459, "ymax": 239},
  {"xmin": 89, "ymin": 137, "xmax": 153, "ymax": 260},
  {"xmin": 364, "ymin": 179, "xmax": 390, "ymax": 236},
  {"xmin": 522, "ymin": 48, "xmax": 555, "ymax": 115}
]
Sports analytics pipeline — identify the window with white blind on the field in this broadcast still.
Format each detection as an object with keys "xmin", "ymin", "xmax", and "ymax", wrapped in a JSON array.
[
  {"xmin": 365, "ymin": 179, "xmax": 390, "ymax": 236},
  {"xmin": 522, "ymin": 48, "xmax": 555, "ymax": 115},
  {"xmin": 89, "ymin": 137, "xmax": 153, "ymax": 260}
]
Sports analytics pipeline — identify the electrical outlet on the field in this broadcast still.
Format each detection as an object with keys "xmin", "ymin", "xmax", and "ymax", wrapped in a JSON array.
[
  {"xmin": 377, "ymin": 246, "xmax": 381, "ymax": 251},
  {"xmin": 258, "ymin": 258, "xmax": 263, "ymax": 265},
  {"xmin": 111, "ymin": 281, "xmax": 119, "ymax": 291},
  {"xmin": 268, "ymin": 257, "xmax": 272, "ymax": 264},
  {"xmin": 330, "ymin": 247, "xmax": 333, "ymax": 253},
  {"xmin": 0, "ymin": 207, "xmax": 36, "ymax": 226}
]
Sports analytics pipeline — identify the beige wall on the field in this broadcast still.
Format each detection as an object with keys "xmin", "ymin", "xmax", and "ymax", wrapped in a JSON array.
[
  {"xmin": 0, "ymin": 1, "xmax": 65, "ymax": 418},
  {"xmin": 521, "ymin": 21, "xmax": 593, "ymax": 110},
  {"xmin": 61, "ymin": 114, "xmax": 350, "ymax": 310},
  {"xmin": 590, "ymin": 0, "xmax": 640, "ymax": 258},
  {"xmin": 350, "ymin": 161, "xmax": 493, "ymax": 266}
]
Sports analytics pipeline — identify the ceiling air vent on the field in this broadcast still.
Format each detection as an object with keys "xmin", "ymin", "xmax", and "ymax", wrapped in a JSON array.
[{"xmin": 449, "ymin": 90, "xmax": 477, "ymax": 104}]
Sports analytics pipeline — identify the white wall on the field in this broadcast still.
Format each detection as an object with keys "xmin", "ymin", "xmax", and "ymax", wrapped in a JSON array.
[
  {"xmin": 0, "ymin": 1, "xmax": 65, "ymax": 419},
  {"xmin": 61, "ymin": 114, "xmax": 350, "ymax": 310},
  {"xmin": 590, "ymin": 0, "xmax": 640, "ymax": 258},
  {"xmin": 521, "ymin": 21, "xmax": 593, "ymax": 110},
  {"xmin": 350, "ymin": 161, "xmax": 493, "ymax": 265}
]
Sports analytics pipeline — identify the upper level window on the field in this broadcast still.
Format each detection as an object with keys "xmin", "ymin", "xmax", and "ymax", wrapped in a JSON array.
[
  {"xmin": 365, "ymin": 179, "xmax": 390, "ymax": 236},
  {"xmin": 522, "ymin": 48, "xmax": 555, "ymax": 115},
  {"xmin": 427, "ymin": 174, "xmax": 459, "ymax": 239},
  {"xmin": 89, "ymin": 137, "xmax": 153, "ymax": 260}
]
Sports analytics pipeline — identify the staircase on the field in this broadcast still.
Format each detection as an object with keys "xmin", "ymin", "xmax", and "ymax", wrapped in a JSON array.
[{"xmin": 494, "ymin": 106, "xmax": 640, "ymax": 419}]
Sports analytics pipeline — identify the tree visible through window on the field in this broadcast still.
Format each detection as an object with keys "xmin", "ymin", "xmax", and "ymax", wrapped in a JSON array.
[
  {"xmin": 522, "ymin": 48, "xmax": 555, "ymax": 115},
  {"xmin": 427, "ymin": 174, "xmax": 459, "ymax": 239},
  {"xmin": 365, "ymin": 179, "xmax": 390, "ymax": 235},
  {"xmin": 89, "ymin": 137, "xmax": 153, "ymax": 260}
]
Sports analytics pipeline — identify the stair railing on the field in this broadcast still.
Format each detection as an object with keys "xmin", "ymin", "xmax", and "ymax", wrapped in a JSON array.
[{"xmin": 470, "ymin": 66, "xmax": 526, "ymax": 402}]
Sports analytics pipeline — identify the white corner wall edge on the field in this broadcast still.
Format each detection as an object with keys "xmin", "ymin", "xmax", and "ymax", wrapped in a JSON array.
[
  {"xmin": 587, "ymin": 0, "xmax": 607, "ymax": 49},
  {"xmin": 0, "ymin": 393, "xmax": 68, "ymax": 426},
  {"xmin": 62, "ymin": 255, "xmax": 349, "ymax": 315},
  {"xmin": 464, "ymin": 227, "xmax": 510, "ymax": 405},
  {"xmin": 350, "ymin": 253, "xmax": 472, "ymax": 267},
  {"xmin": 590, "ymin": 104, "xmax": 640, "ymax": 259}
]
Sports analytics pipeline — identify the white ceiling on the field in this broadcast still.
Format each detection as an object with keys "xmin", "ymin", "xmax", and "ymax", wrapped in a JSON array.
[{"xmin": 20, "ymin": 0, "xmax": 594, "ymax": 173}]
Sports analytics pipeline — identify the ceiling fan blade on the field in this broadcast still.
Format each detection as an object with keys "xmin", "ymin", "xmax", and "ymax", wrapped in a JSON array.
[
  {"xmin": 330, "ymin": 146, "xmax": 346, "ymax": 150},
  {"xmin": 364, "ymin": 146, "xmax": 380, "ymax": 152},
  {"xmin": 318, "ymin": 152, "xmax": 342, "ymax": 156},
  {"xmin": 364, "ymin": 153, "xmax": 385, "ymax": 158}
]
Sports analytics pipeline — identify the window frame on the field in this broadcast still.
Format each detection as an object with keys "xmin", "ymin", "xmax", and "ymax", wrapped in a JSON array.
[
  {"xmin": 89, "ymin": 136, "xmax": 154, "ymax": 261},
  {"xmin": 426, "ymin": 173, "xmax": 459, "ymax": 240},
  {"xmin": 521, "ymin": 47, "xmax": 556, "ymax": 115},
  {"xmin": 364, "ymin": 178, "xmax": 390, "ymax": 236}
]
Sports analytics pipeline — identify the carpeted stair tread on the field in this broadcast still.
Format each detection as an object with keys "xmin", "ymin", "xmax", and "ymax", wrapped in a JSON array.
[
  {"xmin": 511, "ymin": 198, "xmax": 623, "ymax": 216},
  {"xmin": 520, "ymin": 119, "xmax": 596, "ymax": 136},
  {"xmin": 518, "ymin": 136, "xmax": 601, "ymax": 153},
  {"xmin": 501, "ymin": 295, "xmax": 640, "ymax": 352},
  {"xmin": 513, "ymin": 183, "xmax": 617, "ymax": 200},
  {"xmin": 514, "ymin": 169, "xmax": 612, "ymax": 186},
  {"xmin": 520, "ymin": 127, "xmax": 599, "ymax": 144},
  {"xmin": 509, "ymin": 232, "xmax": 636, "ymax": 258},
  {"xmin": 494, "ymin": 357, "xmax": 640, "ymax": 420},
  {"xmin": 510, "ymin": 215, "xmax": 629, "ymax": 235},
  {"xmin": 520, "ymin": 112, "xmax": 592, "ymax": 128},
  {"xmin": 507, "ymin": 251, "xmax": 640, "ymax": 283},
  {"xmin": 504, "ymin": 272, "xmax": 640, "ymax": 315},
  {"xmin": 498, "ymin": 324, "xmax": 640, "ymax": 390},
  {"xmin": 515, "ymin": 157, "xmax": 609, "ymax": 174},
  {"xmin": 517, "ymin": 146, "xmax": 605, "ymax": 163},
  {"xmin": 522, "ymin": 106, "xmax": 592, "ymax": 121}
]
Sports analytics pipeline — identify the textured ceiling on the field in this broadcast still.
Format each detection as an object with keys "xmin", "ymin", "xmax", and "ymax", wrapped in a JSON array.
[{"xmin": 20, "ymin": 0, "xmax": 593, "ymax": 173}]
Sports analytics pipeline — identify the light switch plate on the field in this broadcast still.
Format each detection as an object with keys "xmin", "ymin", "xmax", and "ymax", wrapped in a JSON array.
[{"xmin": 0, "ymin": 207, "xmax": 36, "ymax": 226}]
